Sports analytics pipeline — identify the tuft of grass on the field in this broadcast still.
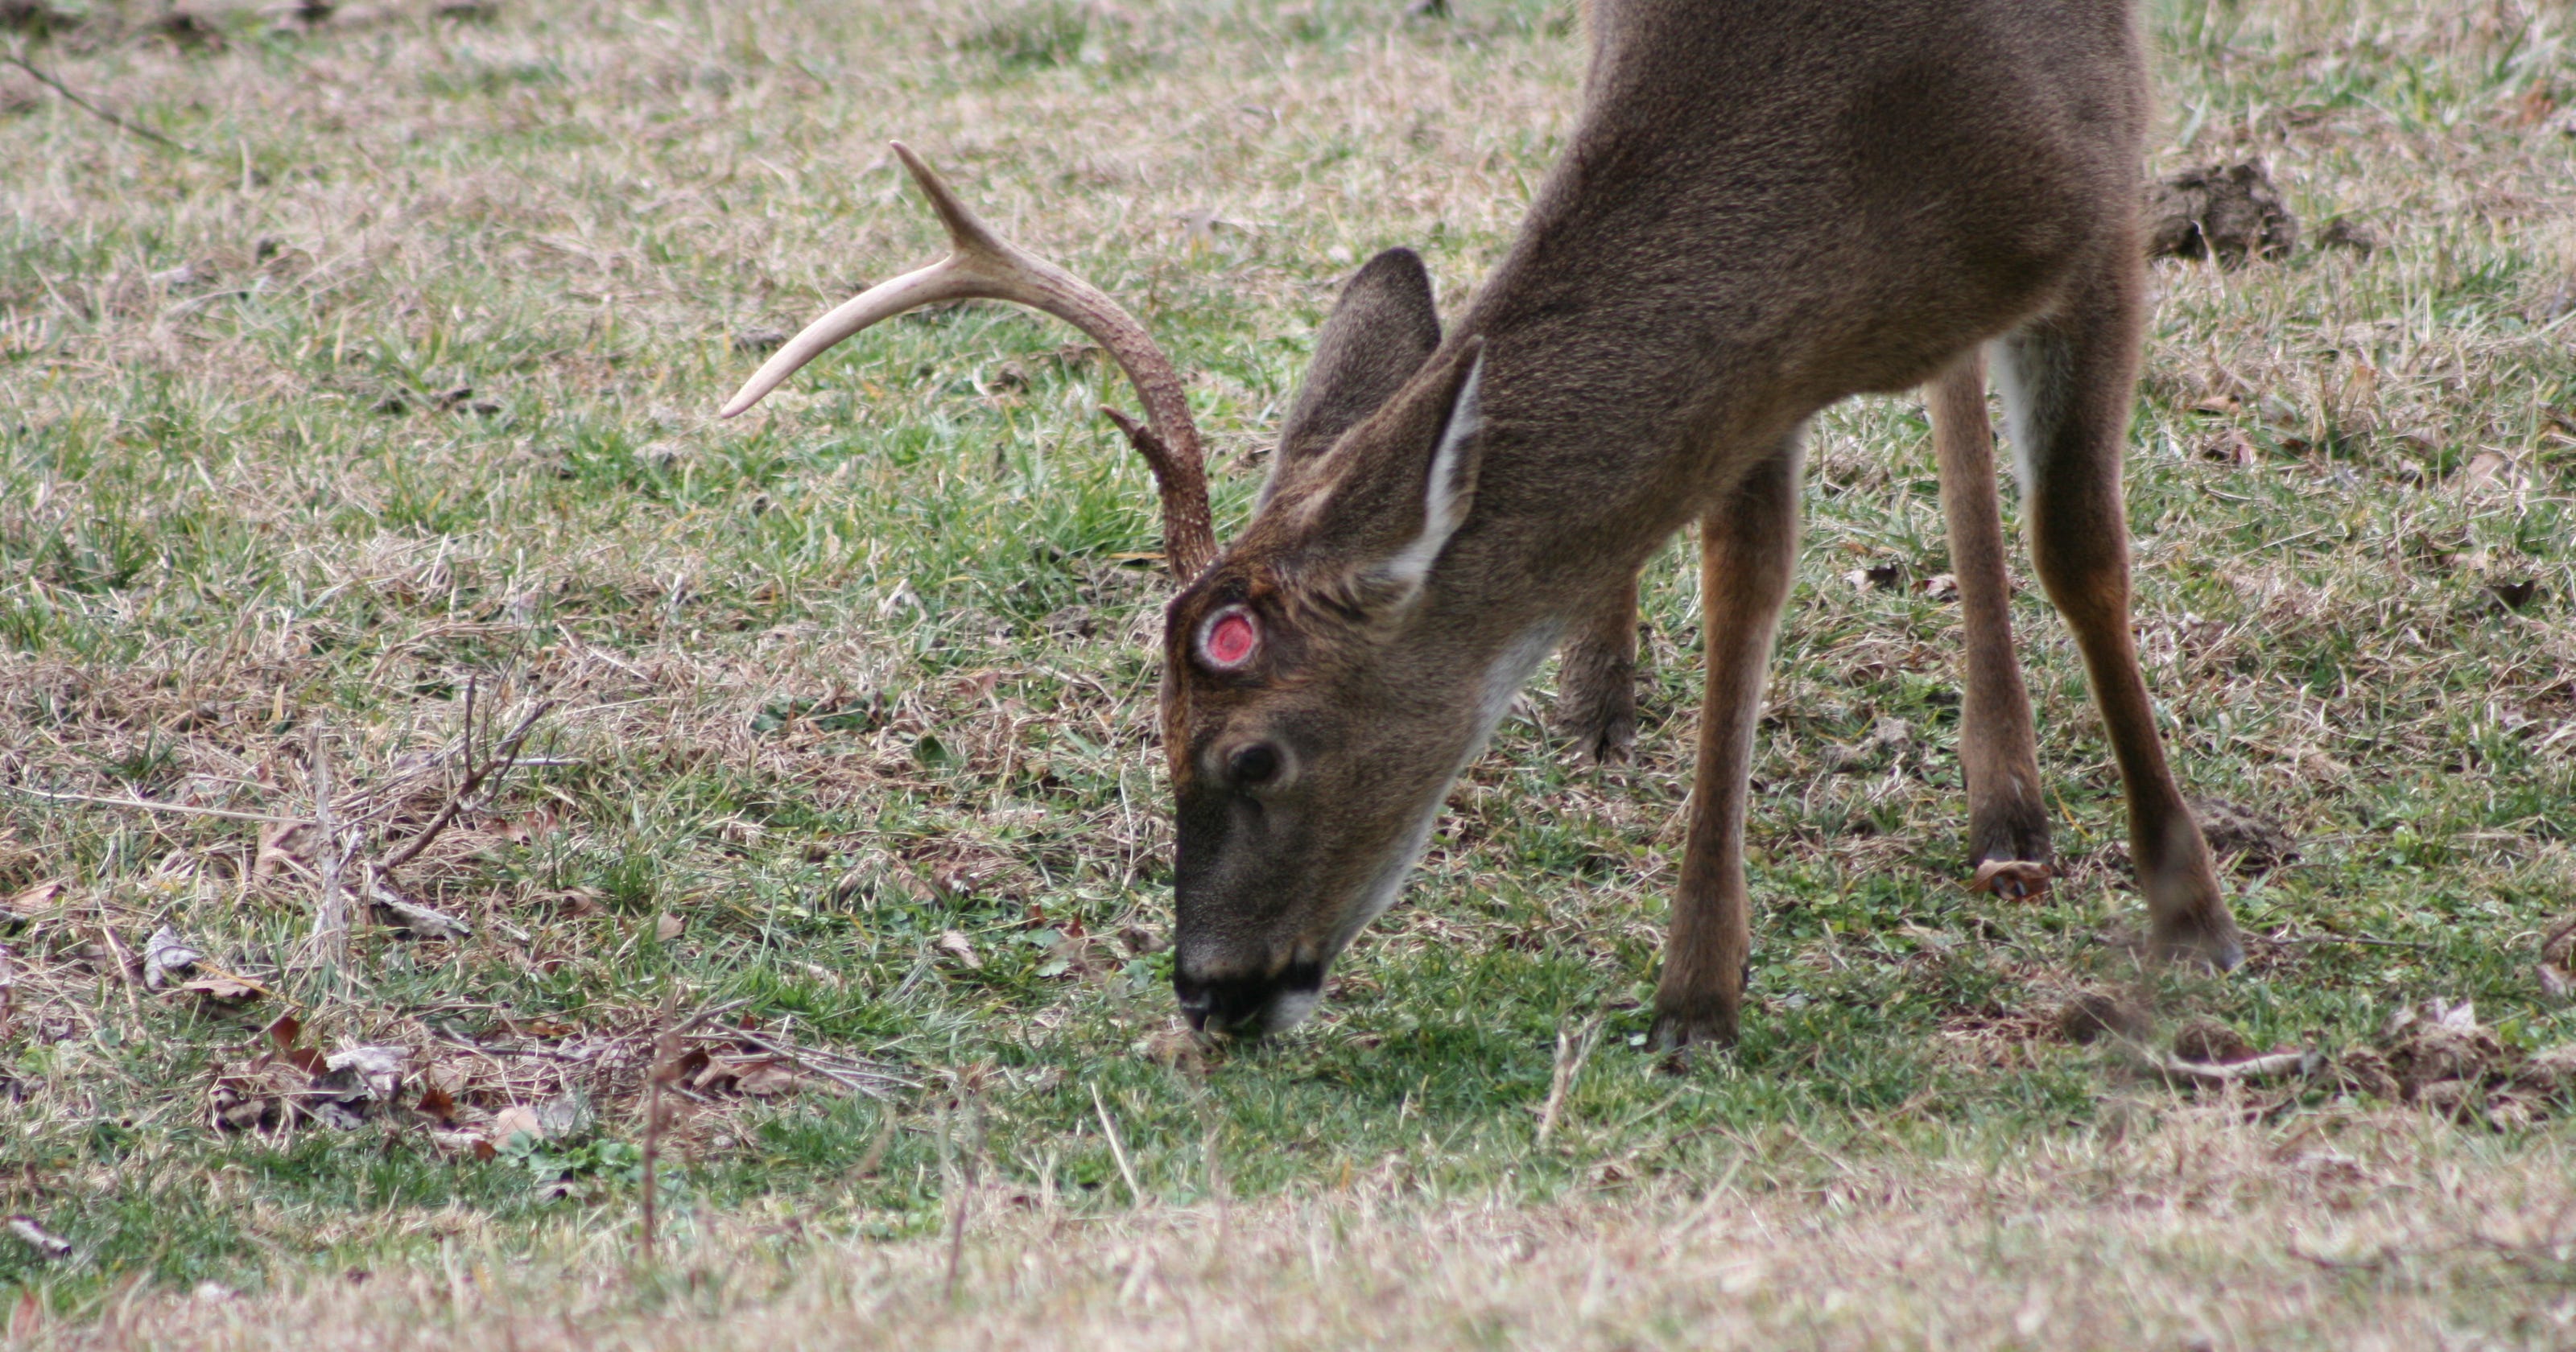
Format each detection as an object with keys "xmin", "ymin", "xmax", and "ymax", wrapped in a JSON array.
[{"xmin": 0, "ymin": 0, "xmax": 2571, "ymax": 1343}]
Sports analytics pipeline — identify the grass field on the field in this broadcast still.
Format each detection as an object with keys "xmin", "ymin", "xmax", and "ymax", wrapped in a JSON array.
[{"xmin": 3, "ymin": 0, "xmax": 2575, "ymax": 1345}]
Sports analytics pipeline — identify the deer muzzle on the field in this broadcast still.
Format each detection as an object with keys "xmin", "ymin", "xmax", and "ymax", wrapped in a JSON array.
[{"xmin": 1171, "ymin": 954, "xmax": 1327, "ymax": 1038}]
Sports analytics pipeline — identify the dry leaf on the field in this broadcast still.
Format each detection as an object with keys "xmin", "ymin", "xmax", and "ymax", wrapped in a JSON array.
[
  {"xmin": 655, "ymin": 913, "xmax": 684, "ymax": 942},
  {"xmin": 2201, "ymin": 427, "xmax": 2260, "ymax": 466},
  {"xmin": 369, "ymin": 883, "xmax": 471, "ymax": 940},
  {"xmin": 254, "ymin": 821, "xmax": 317, "ymax": 880},
  {"xmin": 5, "ymin": 1217, "xmax": 71, "ymax": 1260},
  {"xmin": 265, "ymin": 1012, "xmax": 328, "ymax": 1075},
  {"xmin": 142, "ymin": 925, "xmax": 202, "ymax": 991},
  {"xmin": 324, "ymin": 1045, "xmax": 408, "ymax": 1100},
  {"xmin": 499, "ymin": 807, "xmax": 560, "ymax": 846},
  {"xmin": 2, "ymin": 880, "xmax": 66, "ymax": 915},
  {"xmin": 534, "ymin": 1090, "xmax": 590, "ymax": 1137},
  {"xmin": 2487, "ymin": 579, "xmax": 2540, "ymax": 612},
  {"xmin": 936, "ymin": 930, "xmax": 982, "ymax": 968},
  {"xmin": 2458, "ymin": 451, "xmax": 2522, "ymax": 497},
  {"xmin": 489, "ymin": 1105, "xmax": 546, "ymax": 1143},
  {"xmin": 2539, "ymin": 917, "xmax": 2576, "ymax": 1002},
  {"xmin": 732, "ymin": 1058, "xmax": 803, "ymax": 1097},
  {"xmin": 1971, "ymin": 859, "xmax": 2054, "ymax": 901},
  {"xmin": 179, "ymin": 974, "xmax": 260, "ymax": 1001},
  {"xmin": 427, "ymin": 1128, "xmax": 496, "ymax": 1159}
]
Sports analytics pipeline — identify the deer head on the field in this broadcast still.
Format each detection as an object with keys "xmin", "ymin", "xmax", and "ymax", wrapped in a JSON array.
[{"xmin": 724, "ymin": 146, "xmax": 1518, "ymax": 1037}]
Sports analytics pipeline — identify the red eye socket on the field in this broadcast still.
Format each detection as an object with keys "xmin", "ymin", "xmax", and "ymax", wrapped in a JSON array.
[{"xmin": 1199, "ymin": 607, "xmax": 1259, "ymax": 670}]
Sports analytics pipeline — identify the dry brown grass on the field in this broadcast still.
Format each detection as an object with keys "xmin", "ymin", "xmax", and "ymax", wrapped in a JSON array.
[{"xmin": 28, "ymin": 1108, "xmax": 2576, "ymax": 1350}]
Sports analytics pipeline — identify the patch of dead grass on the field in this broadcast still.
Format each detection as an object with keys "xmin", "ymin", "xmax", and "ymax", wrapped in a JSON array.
[{"xmin": 28, "ymin": 1111, "xmax": 2576, "ymax": 1350}]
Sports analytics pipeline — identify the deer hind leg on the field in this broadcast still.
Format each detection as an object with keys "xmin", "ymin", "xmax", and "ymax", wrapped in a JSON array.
[
  {"xmin": 1554, "ymin": 575, "xmax": 1639, "ymax": 764},
  {"xmin": 1650, "ymin": 435, "xmax": 1804, "ymax": 1055},
  {"xmin": 1996, "ymin": 259, "xmax": 2244, "ymax": 967},
  {"xmin": 1929, "ymin": 352, "xmax": 2052, "ymax": 885}
]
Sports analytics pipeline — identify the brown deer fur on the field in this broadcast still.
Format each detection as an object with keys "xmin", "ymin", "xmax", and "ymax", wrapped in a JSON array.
[{"xmin": 728, "ymin": 0, "xmax": 2247, "ymax": 1055}]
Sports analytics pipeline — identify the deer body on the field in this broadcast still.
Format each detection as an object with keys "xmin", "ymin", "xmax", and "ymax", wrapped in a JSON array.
[{"xmin": 725, "ymin": 0, "xmax": 2244, "ymax": 1056}]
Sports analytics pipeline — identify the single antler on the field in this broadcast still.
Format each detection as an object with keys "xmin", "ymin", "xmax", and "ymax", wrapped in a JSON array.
[{"xmin": 720, "ymin": 142, "xmax": 1216, "ymax": 581}]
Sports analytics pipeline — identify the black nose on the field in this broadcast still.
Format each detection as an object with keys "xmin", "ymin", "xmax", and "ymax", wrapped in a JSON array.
[{"xmin": 1172, "ymin": 959, "xmax": 1324, "ymax": 1037}]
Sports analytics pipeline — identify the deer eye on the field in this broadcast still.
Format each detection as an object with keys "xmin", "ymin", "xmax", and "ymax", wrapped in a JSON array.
[
  {"xmin": 1228, "ymin": 742, "xmax": 1282, "ymax": 788},
  {"xmin": 1197, "ymin": 605, "xmax": 1260, "ymax": 671}
]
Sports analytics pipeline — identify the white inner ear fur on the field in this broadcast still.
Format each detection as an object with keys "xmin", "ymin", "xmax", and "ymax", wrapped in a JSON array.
[{"xmin": 1375, "ymin": 350, "xmax": 1484, "ymax": 593}]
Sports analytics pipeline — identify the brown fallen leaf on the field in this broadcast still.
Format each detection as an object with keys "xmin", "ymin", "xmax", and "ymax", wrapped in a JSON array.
[
  {"xmin": 2458, "ymin": 451, "xmax": 2522, "ymax": 497},
  {"xmin": 732, "ymin": 1058, "xmax": 803, "ymax": 1097},
  {"xmin": 2540, "ymin": 916, "xmax": 2576, "ymax": 1002},
  {"xmin": 1971, "ymin": 858, "xmax": 2054, "ymax": 901},
  {"xmin": 427, "ymin": 1128, "xmax": 497, "ymax": 1160},
  {"xmin": 655, "ymin": 913, "xmax": 683, "ymax": 942},
  {"xmin": 264, "ymin": 1012, "xmax": 327, "ymax": 1075},
  {"xmin": 254, "ymin": 820, "xmax": 318, "ymax": 880},
  {"xmin": 179, "ymin": 973, "xmax": 262, "ymax": 1002},
  {"xmin": 2201, "ymin": 427, "xmax": 2260, "ymax": 466},
  {"xmin": 489, "ymin": 1104, "xmax": 545, "ymax": 1144},
  {"xmin": 1842, "ymin": 562, "xmax": 1905, "ymax": 592},
  {"xmin": 415, "ymin": 1078, "xmax": 459, "ymax": 1125},
  {"xmin": 936, "ymin": 930, "xmax": 982, "ymax": 968},
  {"xmin": 2487, "ymin": 579, "xmax": 2540, "ymax": 612},
  {"xmin": 3, "ymin": 880, "xmax": 66, "ymax": 915}
]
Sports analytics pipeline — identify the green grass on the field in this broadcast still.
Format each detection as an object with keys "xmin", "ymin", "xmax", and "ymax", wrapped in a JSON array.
[{"xmin": 2, "ymin": 0, "xmax": 2574, "ymax": 1342}]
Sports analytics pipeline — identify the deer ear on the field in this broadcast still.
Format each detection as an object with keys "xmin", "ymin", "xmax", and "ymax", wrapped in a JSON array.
[
  {"xmin": 1262, "ymin": 248, "xmax": 1441, "ymax": 503},
  {"xmin": 1367, "ymin": 340, "xmax": 1484, "ymax": 596}
]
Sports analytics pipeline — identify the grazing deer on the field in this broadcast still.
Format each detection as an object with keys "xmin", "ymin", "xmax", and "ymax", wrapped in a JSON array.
[{"xmin": 723, "ymin": 0, "xmax": 2244, "ymax": 1054}]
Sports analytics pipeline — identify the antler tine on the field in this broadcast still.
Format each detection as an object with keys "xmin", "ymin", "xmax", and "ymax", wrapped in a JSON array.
[{"xmin": 720, "ymin": 142, "xmax": 1216, "ymax": 580}]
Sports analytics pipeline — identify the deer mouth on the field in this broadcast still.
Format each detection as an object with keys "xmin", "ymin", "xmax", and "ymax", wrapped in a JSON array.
[{"xmin": 1173, "ymin": 958, "xmax": 1327, "ymax": 1038}]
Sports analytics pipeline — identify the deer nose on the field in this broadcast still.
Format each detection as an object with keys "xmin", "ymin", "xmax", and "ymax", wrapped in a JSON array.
[{"xmin": 1173, "ymin": 958, "xmax": 1325, "ymax": 1037}]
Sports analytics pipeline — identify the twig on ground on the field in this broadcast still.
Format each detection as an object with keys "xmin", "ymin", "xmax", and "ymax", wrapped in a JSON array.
[
  {"xmin": 641, "ymin": 1018, "xmax": 684, "ymax": 1266},
  {"xmin": 308, "ymin": 723, "xmax": 349, "ymax": 976},
  {"xmin": 1092, "ymin": 1082, "xmax": 1143, "ymax": 1208},
  {"xmin": 942, "ymin": 1086, "xmax": 981, "ymax": 1301},
  {"xmin": 378, "ymin": 688, "xmax": 553, "ymax": 873},
  {"xmin": 2264, "ymin": 930, "xmax": 2431, "ymax": 951},
  {"xmin": 701, "ymin": 1024, "xmax": 911, "ymax": 1098},
  {"xmin": 2, "ymin": 54, "xmax": 204, "ymax": 157},
  {"xmin": 6, "ymin": 786, "xmax": 303, "ymax": 825},
  {"xmin": 2119, "ymin": 1038, "xmax": 2318, "ymax": 1088},
  {"xmin": 95, "ymin": 918, "xmax": 143, "ymax": 1024},
  {"xmin": 1535, "ymin": 1015, "xmax": 1607, "ymax": 1148},
  {"xmin": 666, "ymin": 997, "xmax": 755, "ymax": 1038}
]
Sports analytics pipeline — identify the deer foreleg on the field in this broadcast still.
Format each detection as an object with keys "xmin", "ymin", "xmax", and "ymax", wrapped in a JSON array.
[
  {"xmin": 1930, "ymin": 352, "xmax": 2052, "ymax": 882},
  {"xmin": 1650, "ymin": 437, "xmax": 1804, "ymax": 1055},
  {"xmin": 1554, "ymin": 575, "xmax": 1640, "ymax": 765}
]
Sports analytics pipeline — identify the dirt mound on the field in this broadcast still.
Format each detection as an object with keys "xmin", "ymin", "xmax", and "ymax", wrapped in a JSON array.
[{"xmin": 2145, "ymin": 162, "xmax": 2298, "ymax": 265}]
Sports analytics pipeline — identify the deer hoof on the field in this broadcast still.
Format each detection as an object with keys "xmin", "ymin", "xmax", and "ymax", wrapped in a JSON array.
[
  {"xmin": 1555, "ymin": 687, "xmax": 1636, "ymax": 765},
  {"xmin": 1647, "ymin": 1002, "xmax": 1738, "ymax": 1068},
  {"xmin": 2153, "ymin": 915, "xmax": 2246, "ymax": 972},
  {"xmin": 1967, "ymin": 807, "xmax": 2053, "ymax": 880}
]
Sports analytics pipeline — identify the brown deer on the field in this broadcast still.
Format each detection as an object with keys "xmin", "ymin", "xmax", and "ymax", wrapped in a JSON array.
[{"xmin": 722, "ymin": 0, "xmax": 2244, "ymax": 1055}]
